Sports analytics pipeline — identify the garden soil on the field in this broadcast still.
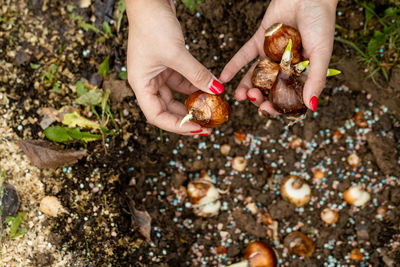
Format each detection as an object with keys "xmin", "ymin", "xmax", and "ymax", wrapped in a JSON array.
[{"xmin": 0, "ymin": 0, "xmax": 399, "ymax": 266}]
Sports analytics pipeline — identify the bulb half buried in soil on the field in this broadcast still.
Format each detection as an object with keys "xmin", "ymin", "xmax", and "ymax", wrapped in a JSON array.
[{"xmin": 180, "ymin": 91, "xmax": 230, "ymax": 128}]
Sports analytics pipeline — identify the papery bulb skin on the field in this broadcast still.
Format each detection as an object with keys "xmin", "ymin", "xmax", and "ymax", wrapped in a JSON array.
[
  {"xmin": 264, "ymin": 23, "xmax": 302, "ymax": 64},
  {"xmin": 185, "ymin": 91, "xmax": 230, "ymax": 128},
  {"xmin": 251, "ymin": 58, "xmax": 280, "ymax": 95},
  {"xmin": 269, "ymin": 71, "xmax": 307, "ymax": 116},
  {"xmin": 244, "ymin": 241, "xmax": 277, "ymax": 267}
]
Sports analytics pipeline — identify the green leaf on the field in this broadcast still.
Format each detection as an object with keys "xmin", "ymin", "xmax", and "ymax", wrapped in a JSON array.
[
  {"xmin": 98, "ymin": 56, "xmax": 110, "ymax": 77},
  {"xmin": 1, "ymin": 170, "xmax": 6, "ymax": 178},
  {"xmin": 102, "ymin": 21, "xmax": 113, "ymax": 36},
  {"xmin": 78, "ymin": 21, "xmax": 100, "ymax": 33},
  {"xmin": 6, "ymin": 212, "xmax": 27, "ymax": 239},
  {"xmin": 44, "ymin": 126, "xmax": 102, "ymax": 143},
  {"xmin": 118, "ymin": 71, "xmax": 127, "ymax": 80},
  {"xmin": 44, "ymin": 126, "xmax": 74, "ymax": 142},
  {"xmin": 75, "ymin": 81, "xmax": 88, "ymax": 97},
  {"xmin": 367, "ymin": 31, "xmax": 386, "ymax": 55},
  {"xmin": 66, "ymin": 128, "xmax": 102, "ymax": 142},
  {"xmin": 30, "ymin": 63, "xmax": 40, "ymax": 69},
  {"xmin": 365, "ymin": 2, "xmax": 375, "ymax": 24},
  {"xmin": 62, "ymin": 112, "xmax": 101, "ymax": 129},
  {"xmin": 53, "ymin": 83, "xmax": 61, "ymax": 93},
  {"xmin": 51, "ymin": 64, "xmax": 57, "ymax": 73},
  {"xmin": 116, "ymin": 0, "xmax": 126, "ymax": 32},
  {"xmin": 384, "ymin": 7, "xmax": 398, "ymax": 17},
  {"xmin": 181, "ymin": 0, "xmax": 204, "ymax": 12},
  {"xmin": 101, "ymin": 89, "xmax": 111, "ymax": 114},
  {"xmin": 67, "ymin": 4, "xmax": 74, "ymax": 12},
  {"xmin": 75, "ymin": 89, "xmax": 103, "ymax": 106}
]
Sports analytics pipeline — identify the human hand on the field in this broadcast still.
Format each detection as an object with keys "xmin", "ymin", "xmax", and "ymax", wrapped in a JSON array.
[
  {"xmin": 219, "ymin": 0, "xmax": 338, "ymax": 114},
  {"xmin": 126, "ymin": 0, "xmax": 224, "ymax": 135}
]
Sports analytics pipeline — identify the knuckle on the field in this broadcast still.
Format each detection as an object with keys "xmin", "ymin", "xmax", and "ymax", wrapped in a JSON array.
[{"xmin": 191, "ymin": 68, "xmax": 209, "ymax": 86}]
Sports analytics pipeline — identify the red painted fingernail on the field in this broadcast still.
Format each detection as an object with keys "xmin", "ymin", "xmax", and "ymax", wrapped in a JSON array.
[
  {"xmin": 309, "ymin": 96, "xmax": 318, "ymax": 112},
  {"xmin": 190, "ymin": 129, "xmax": 202, "ymax": 133},
  {"xmin": 200, "ymin": 133, "xmax": 210, "ymax": 136},
  {"xmin": 209, "ymin": 79, "xmax": 224, "ymax": 95},
  {"xmin": 247, "ymin": 93, "xmax": 256, "ymax": 101}
]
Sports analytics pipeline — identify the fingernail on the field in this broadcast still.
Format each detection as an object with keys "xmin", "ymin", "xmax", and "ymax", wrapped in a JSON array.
[
  {"xmin": 190, "ymin": 129, "xmax": 202, "ymax": 133},
  {"xmin": 247, "ymin": 93, "xmax": 256, "ymax": 101},
  {"xmin": 309, "ymin": 96, "xmax": 318, "ymax": 112},
  {"xmin": 200, "ymin": 133, "xmax": 210, "ymax": 136},
  {"xmin": 209, "ymin": 79, "xmax": 224, "ymax": 95}
]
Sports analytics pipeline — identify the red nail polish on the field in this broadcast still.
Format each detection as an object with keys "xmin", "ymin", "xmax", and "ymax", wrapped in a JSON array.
[
  {"xmin": 200, "ymin": 133, "xmax": 210, "ymax": 136},
  {"xmin": 247, "ymin": 94, "xmax": 256, "ymax": 101},
  {"xmin": 190, "ymin": 130, "xmax": 202, "ymax": 133},
  {"xmin": 309, "ymin": 96, "xmax": 318, "ymax": 112},
  {"xmin": 209, "ymin": 79, "xmax": 224, "ymax": 95}
]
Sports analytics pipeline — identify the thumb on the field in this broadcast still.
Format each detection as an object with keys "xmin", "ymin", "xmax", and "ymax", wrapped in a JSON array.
[{"xmin": 169, "ymin": 50, "xmax": 224, "ymax": 95}]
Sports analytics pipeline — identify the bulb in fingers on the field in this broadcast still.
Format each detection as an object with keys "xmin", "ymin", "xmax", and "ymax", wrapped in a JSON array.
[{"xmin": 180, "ymin": 91, "xmax": 230, "ymax": 128}]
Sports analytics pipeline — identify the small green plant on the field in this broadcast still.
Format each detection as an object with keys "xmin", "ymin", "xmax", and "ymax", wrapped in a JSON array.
[
  {"xmin": 5, "ymin": 212, "xmax": 27, "ymax": 239},
  {"xmin": 67, "ymin": 5, "xmax": 114, "ymax": 40},
  {"xmin": 181, "ymin": 0, "xmax": 204, "ymax": 12},
  {"xmin": 43, "ymin": 81, "xmax": 118, "ymax": 147},
  {"xmin": 335, "ymin": 1, "xmax": 399, "ymax": 82},
  {"xmin": 42, "ymin": 63, "xmax": 62, "ymax": 93}
]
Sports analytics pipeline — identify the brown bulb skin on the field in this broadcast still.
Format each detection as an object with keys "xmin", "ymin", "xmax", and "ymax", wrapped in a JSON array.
[
  {"xmin": 284, "ymin": 232, "xmax": 315, "ymax": 257},
  {"xmin": 185, "ymin": 91, "xmax": 230, "ymax": 128},
  {"xmin": 244, "ymin": 241, "xmax": 277, "ymax": 267},
  {"xmin": 264, "ymin": 23, "xmax": 302, "ymax": 63},
  {"xmin": 269, "ymin": 70, "xmax": 307, "ymax": 116},
  {"xmin": 252, "ymin": 58, "xmax": 280, "ymax": 95}
]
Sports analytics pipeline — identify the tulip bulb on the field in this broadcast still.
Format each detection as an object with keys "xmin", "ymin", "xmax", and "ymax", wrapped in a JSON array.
[
  {"xmin": 281, "ymin": 175, "xmax": 311, "ymax": 207},
  {"xmin": 264, "ymin": 23, "xmax": 302, "ymax": 63},
  {"xmin": 187, "ymin": 172, "xmax": 221, "ymax": 217},
  {"xmin": 251, "ymin": 58, "xmax": 280, "ymax": 95},
  {"xmin": 284, "ymin": 232, "xmax": 315, "ymax": 257},
  {"xmin": 343, "ymin": 185, "xmax": 370, "ymax": 207},
  {"xmin": 320, "ymin": 208, "xmax": 339, "ymax": 225},
  {"xmin": 180, "ymin": 91, "xmax": 230, "ymax": 128},
  {"xmin": 229, "ymin": 241, "xmax": 277, "ymax": 267}
]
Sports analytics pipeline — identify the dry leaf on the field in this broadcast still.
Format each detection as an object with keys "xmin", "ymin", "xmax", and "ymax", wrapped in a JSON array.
[
  {"xmin": 128, "ymin": 199, "xmax": 152, "ymax": 244},
  {"xmin": 103, "ymin": 78, "xmax": 133, "ymax": 108},
  {"xmin": 38, "ymin": 106, "xmax": 79, "ymax": 130},
  {"xmin": 40, "ymin": 196, "xmax": 67, "ymax": 217},
  {"xmin": 17, "ymin": 140, "xmax": 87, "ymax": 169}
]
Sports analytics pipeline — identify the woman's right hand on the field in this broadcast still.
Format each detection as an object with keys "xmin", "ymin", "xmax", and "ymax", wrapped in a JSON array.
[{"xmin": 126, "ymin": 0, "xmax": 224, "ymax": 135}]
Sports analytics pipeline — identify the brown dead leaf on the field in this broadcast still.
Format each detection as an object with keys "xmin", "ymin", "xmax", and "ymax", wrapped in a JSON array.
[
  {"xmin": 128, "ymin": 199, "xmax": 152, "ymax": 244},
  {"xmin": 38, "ymin": 106, "xmax": 79, "ymax": 130},
  {"xmin": 103, "ymin": 78, "xmax": 133, "ymax": 108},
  {"xmin": 16, "ymin": 140, "xmax": 87, "ymax": 169}
]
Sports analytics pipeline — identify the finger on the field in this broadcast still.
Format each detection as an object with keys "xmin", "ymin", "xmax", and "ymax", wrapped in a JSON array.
[
  {"xmin": 235, "ymin": 62, "xmax": 264, "ymax": 105},
  {"xmin": 135, "ymin": 88, "xmax": 202, "ymax": 134},
  {"xmin": 158, "ymin": 86, "xmax": 187, "ymax": 116},
  {"xmin": 259, "ymin": 101, "xmax": 280, "ymax": 116},
  {"xmin": 163, "ymin": 70, "xmax": 199, "ymax": 95},
  {"xmin": 302, "ymin": 49, "xmax": 331, "ymax": 112},
  {"xmin": 246, "ymin": 88, "xmax": 264, "ymax": 107},
  {"xmin": 219, "ymin": 36, "xmax": 260, "ymax": 83},
  {"xmin": 168, "ymin": 50, "xmax": 224, "ymax": 95}
]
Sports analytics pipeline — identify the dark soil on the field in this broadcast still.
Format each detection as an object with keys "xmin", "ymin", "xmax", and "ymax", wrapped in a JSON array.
[{"xmin": 1, "ymin": 0, "xmax": 400, "ymax": 266}]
